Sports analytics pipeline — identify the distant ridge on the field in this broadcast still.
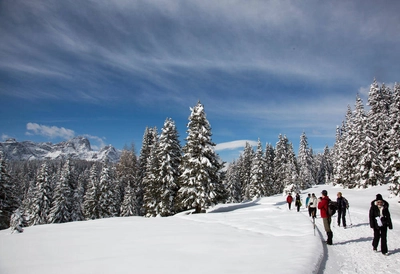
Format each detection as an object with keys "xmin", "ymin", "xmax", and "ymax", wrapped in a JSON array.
[{"xmin": 0, "ymin": 136, "xmax": 121, "ymax": 162}]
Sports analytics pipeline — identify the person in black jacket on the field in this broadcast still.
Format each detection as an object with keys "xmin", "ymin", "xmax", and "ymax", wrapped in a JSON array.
[
  {"xmin": 369, "ymin": 195, "xmax": 393, "ymax": 256},
  {"xmin": 337, "ymin": 192, "xmax": 348, "ymax": 228}
]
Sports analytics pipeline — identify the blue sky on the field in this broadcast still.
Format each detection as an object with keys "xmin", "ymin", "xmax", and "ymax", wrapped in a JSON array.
[{"xmin": 1, "ymin": 0, "xmax": 399, "ymax": 163}]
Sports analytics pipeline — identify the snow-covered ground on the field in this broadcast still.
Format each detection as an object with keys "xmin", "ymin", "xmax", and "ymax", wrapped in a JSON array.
[{"xmin": 1, "ymin": 184, "xmax": 399, "ymax": 274}]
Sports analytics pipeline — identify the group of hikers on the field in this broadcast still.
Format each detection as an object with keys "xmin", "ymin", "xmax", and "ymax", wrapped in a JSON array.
[{"xmin": 286, "ymin": 190, "xmax": 393, "ymax": 256}]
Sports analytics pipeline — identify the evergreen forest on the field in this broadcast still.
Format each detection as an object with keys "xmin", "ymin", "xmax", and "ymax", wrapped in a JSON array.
[{"xmin": 1, "ymin": 80, "xmax": 399, "ymax": 230}]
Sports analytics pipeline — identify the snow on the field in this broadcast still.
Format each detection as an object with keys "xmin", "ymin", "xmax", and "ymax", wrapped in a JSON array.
[{"xmin": 1, "ymin": 184, "xmax": 400, "ymax": 274}]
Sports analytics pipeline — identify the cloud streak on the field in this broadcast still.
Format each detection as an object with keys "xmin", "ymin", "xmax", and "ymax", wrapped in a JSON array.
[
  {"xmin": 215, "ymin": 140, "xmax": 258, "ymax": 151},
  {"xmin": 26, "ymin": 123, "xmax": 75, "ymax": 139}
]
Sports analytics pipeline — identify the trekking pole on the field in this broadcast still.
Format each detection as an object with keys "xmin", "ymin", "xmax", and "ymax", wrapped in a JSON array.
[{"xmin": 347, "ymin": 208, "xmax": 353, "ymax": 226}]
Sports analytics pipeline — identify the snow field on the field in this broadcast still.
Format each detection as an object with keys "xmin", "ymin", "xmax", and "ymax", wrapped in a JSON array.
[{"xmin": 1, "ymin": 184, "xmax": 399, "ymax": 274}]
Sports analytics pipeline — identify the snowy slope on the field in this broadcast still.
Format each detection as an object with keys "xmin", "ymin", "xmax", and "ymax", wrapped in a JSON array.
[{"xmin": 1, "ymin": 184, "xmax": 399, "ymax": 274}]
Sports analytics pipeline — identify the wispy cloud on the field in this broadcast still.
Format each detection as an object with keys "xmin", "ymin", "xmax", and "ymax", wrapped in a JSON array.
[
  {"xmin": 1, "ymin": 134, "xmax": 12, "ymax": 141},
  {"xmin": 2, "ymin": 1, "xmax": 399, "ymax": 105},
  {"xmin": 26, "ymin": 123, "xmax": 75, "ymax": 139},
  {"xmin": 215, "ymin": 140, "xmax": 258, "ymax": 151}
]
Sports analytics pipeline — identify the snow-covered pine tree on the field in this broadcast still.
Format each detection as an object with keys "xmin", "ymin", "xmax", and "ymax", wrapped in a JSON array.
[
  {"xmin": 98, "ymin": 160, "xmax": 119, "ymax": 218},
  {"xmin": 388, "ymin": 83, "xmax": 400, "ymax": 195},
  {"xmin": 137, "ymin": 127, "xmax": 158, "ymax": 216},
  {"xmin": 264, "ymin": 143, "xmax": 275, "ymax": 196},
  {"xmin": 238, "ymin": 142, "xmax": 254, "ymax": 201},
  {"xmin": 142, "ymin": 130, "xmax": 161, "ymax": 217},
  {"xmin": 274, "ymin": 135, "xmax": 299, "ymax": 194},
  {"xmin": 297, "ymin": 132, "xmax": 314, "ymax": 189},
  {"xmin": 49, "ymin": 160, "xmax": 73, "ymax": 223},
  {"xmin": 248, "ymin": 139, "xmax": 266, "ymax": 199},
  {"xmin": 178, "ymin": 101, "xmax": 225, "ymax": 213},
  {"xmin": 29, "ymin": 163, "xmax": 52, "ymax": 225},
  {"xmin": 316, "ymin": 145, "xmax": 333, "ymax": 185},
  {"xmin": 117, "ymin": 148, "xmax": 140, "ymax": 216},
  {"xmin": 223, "ymin": 161, "xmax": 241, "ymax": 203},
  {"xmin": 0, "ymin": 151, "xmax": 18, "ymax": 229},
  {"xmin": 365, "ymin": 80, "xmax": 385, "ymax": 185},
  {"xmin": 83, "ymin": 164, "xmax": 100, "ymax": 220},
  {"xmin": 157, "ymin": 118, "xmax": 181, "ymax": 216}
]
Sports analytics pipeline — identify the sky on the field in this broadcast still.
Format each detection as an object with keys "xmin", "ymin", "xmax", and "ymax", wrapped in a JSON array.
[
  {"xmin": 1, "ymin": 184, "xmax": 400, "ymax": 274},
  {"xmin": 1, "ymin": 0, "xmax": 400, "ymax": 162}
]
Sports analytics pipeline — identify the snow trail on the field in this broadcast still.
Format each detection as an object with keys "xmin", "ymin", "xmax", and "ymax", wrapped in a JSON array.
[{"xmin": 307, "ymin": 185, "xmax": 400, "ymax": 274}]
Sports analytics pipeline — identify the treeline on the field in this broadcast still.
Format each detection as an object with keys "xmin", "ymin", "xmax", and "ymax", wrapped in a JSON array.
[
  {"xmin": 1, "ymin": 80, "xmax": 399, "ymax": 230},
  {"xmin": 0, "ymin": 102, "xmax": 225, "ymax": 229}
]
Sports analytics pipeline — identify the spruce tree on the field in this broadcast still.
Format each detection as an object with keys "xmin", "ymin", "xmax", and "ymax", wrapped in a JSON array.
[
  {"xmin": 142, "ymin": 131, "xmax": 161, "ymax": 217},
  {"xmin": 264, "ymin": 143, "xmax": 275, "ymax": 196},
  {"xmin": 238, "ymin": 142, "xmax": 254, "ymax": 201},
  {"xmin": 223, "ymin": 161, "xmax": 241, "ymax": 203},
  {"xmin": 248, "ymin": 139, "xmax": 266, "ymax": 198},
  {"xmin": 30, "ymin": 163, "xmax": 52, "ymax": 225},
  {"xmin": 137, "ymin": 127, "xmax": 158, "ymax": 215},
  {"xmin": 49, "ymin": 160, "xmax": 73, "ymax": 223},
  {"xmin": 388, "ymin": 83, "xmax": 400, "ymax": 194},
  {"xmin": 157, "ymin": 118, "xmax": 181, "ymax": 216},
  {"xmin": 297, "ymin": 132, "xmax": 314, "ymax": 189},
  {"xmin": 0, "ymin": 151, "xmax": 18, "ymax": 229},
  {"xmin": 117, "ymin": 149, "xmax": 140, "ymax": 216},
  {"xmin": 83, "ymin": 164, "xmax": 100, "ymax": 220},
  {"xmin": 274, "ymin": 135, "xmax": 299, "ymax": 194},
  {"xmin": 98, "ymin": 160, "xmax": 119, "ymax": 218},
  {"xmin": 178, "ymin": 101, "xmax": 225, "ymax": 213}
]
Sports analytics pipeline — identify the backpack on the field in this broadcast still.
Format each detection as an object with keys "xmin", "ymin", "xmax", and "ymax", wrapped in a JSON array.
[{"xmin": 328, "ymin": 200, "xmax": 338, "ymax": 216}]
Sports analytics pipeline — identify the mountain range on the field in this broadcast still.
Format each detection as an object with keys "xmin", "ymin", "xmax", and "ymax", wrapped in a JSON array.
[{"xmin": 0, "ymin": 136, "xmax": 121, "ymax": 162}]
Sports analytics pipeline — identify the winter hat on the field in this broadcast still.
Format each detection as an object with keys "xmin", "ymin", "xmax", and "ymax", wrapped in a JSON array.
[
  {"xmin": 321, "ymin": 190, "xmax": 328, "ymax": 196},
  {"xmin": 376, "ymin": 194, "xmax": 383, "ymax": 201}
]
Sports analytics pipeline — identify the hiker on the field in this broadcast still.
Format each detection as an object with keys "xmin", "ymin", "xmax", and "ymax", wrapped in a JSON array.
[
  {"xmin": 305, "ymin": 194, "xmax": 311, "ymax": 209},
  {"xmin": 295, "ymin": 193, "xmax": 301, "ymax": 212},
  {"xmin": 337, "ymin": 192, "xmax": 348, "ymax": 228},
  {"xmin": 318, "ymin": 190, "xmax": 333, "ymax": 245},
  {"xmin": 286, "ymin": 193, "xmax": 293, "ymax": 210},
  {"xmin": 369, "ymin": 196, "xmax": 393, "ymax": 255},
  {"xmin": 309, "ymin": 193, "xmax": 317, "ymax": 218}
]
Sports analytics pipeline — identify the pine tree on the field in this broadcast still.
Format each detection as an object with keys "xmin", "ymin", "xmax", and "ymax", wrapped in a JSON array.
[
  {"xmin": 178, "ymin": 101, "xmax": 225, "ymax": 213},
  {"xmin": 365, "ymin": 80, "xmax": 385, "ymax": 185},
  {"xmin": 98, "ymin": 160, "xmax": 119, "ymax": 218},
  {"xmin": 83, "ymin": 164, "xmax": 100, "ymax": 219},
  {"xmin": 49, "ymin": 160, "xmax": 73, "ymax": 223},
  {"xmin": 297, "ymin": 132, "xmax": 314, "ymax": 189},
  {"xmin": 30, "ymin": 163, "xmax": 52, "ymax": 225},
  {"xmin": 238, "ymin": 142, "xmax": 254, "ymax": 201},
  {"xmin": 264, "ymin": 143, "xmax": 275, "ymax": 196},
  {"xmin": 137, "ymin": 127, "xmax": 158, "ymax": 215},
  {"xmin": 0, "ymin": 151, "xmax": 18, "ymax": 229},
  {"xmin": 117, "ymin": 148, "xmax": 140, "ymax": 216},
  {"xmin": 223, "ymin": 161, "xmax": 241, "ymax": 203},
  {"xmin": 388, "ymin": 83, "xmax": 400, "ymax": 195},
  {"xmin": 157, "ymin": 118, "xmax": 181, "ymax": 216},
  {"xmin": 142, "ymin": 130, "xmax": 161, "ymax": 217},
  {"xmin": 274, "ymin": 135, "xmax": 299, "ymax": 194},
  {"xmin": 248, "ymin": 139, "xmax": 266, "ymax": 198}
]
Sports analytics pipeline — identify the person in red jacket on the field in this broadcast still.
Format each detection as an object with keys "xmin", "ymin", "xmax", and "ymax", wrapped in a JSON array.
[
  {"xmin": 286, "ymin": 193, "xmax": 293, "ymax": 210},
  {"xmin": 318, "ymin": 190, "xmax": 333, "ymax": 245}
]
